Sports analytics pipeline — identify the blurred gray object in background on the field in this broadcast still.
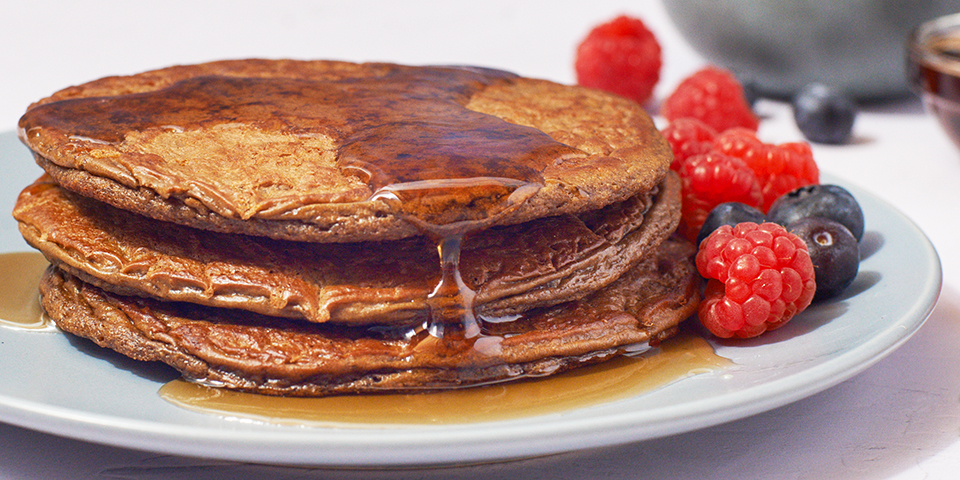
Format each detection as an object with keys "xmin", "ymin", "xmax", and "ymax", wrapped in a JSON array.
[{"xmin": 662, "ymin": 0, "xmax": 960, "ymax": 99}]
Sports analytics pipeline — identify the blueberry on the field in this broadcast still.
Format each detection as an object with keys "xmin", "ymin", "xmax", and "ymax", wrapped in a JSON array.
[
  {"xmin": 696, "ymin": 202, "xmax": 766, "ymax": 246},
  {"xmin": 792, "ymin": 83, "xmax": 857, "ymax": 144},
  {"xmin": 739, "ymin": 77, "xmax": 762, "ymax": 108},
  {"xmin": 787, "ymin": 218, "xmax": 859, "ymax": 301},
  {"xmin": 767, "ymin": 184, "xmax": 864, "ymax": 241}
]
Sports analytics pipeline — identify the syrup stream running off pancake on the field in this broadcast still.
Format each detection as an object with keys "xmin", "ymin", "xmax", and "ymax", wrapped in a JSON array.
[
  {"xmin": 331, "ymin": 68, "xmax": 581, "ymax": 356},
  {"xmin": 368, "ymin": 180, "xmax": 541, "ymax": 355},
  {"xmin": 371, "ymin": 180, "xmax": 542, "ymax": 355}
]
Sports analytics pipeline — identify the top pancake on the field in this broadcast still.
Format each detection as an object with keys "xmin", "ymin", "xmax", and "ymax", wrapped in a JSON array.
[{"xmin": 18, "ymin": 59, "xmax": 672, "ymax": 242}]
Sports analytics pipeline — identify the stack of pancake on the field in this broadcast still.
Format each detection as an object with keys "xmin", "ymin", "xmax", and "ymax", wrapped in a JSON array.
[{"xmin": 13, "ymin": 59, "xmax": 700, "ymax": 396}]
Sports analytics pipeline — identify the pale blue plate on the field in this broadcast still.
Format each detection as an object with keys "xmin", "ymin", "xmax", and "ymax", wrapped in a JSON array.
[{"xmin": 0, "ymin": 131, "xmax": 942, "ymax": 467}]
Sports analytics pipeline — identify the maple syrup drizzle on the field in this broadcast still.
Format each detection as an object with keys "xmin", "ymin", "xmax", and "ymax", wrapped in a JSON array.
[
  {"xmin": 910, "ymin": 33, "xmax": 960, "ymax": 148},
  {"xmin": 0, "ymin": 252, "xmax": 56, "ymax": 331},
  {"xmin": 159, "ymin": 332, "xmax": 732, "ymax": 426},
  {"xmin": 426, "ymin": 232, "xmax": 480, "ymax": 340}
]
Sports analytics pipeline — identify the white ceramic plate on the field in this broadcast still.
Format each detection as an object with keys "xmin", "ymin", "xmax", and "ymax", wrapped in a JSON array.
[{"xmin": 0, "ymin": 131, "xmax": 941, "ymax": 467}]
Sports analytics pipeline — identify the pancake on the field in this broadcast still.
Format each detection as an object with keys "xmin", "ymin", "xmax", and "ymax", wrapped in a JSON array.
[
  {"xmin": 18, "ymin": 60, "xmax": 672, "ymax": 243},
  {"xmin": 13, "ymin": 173, "xmax": 680, "ymax": 324},
  {"xmin": 39, "ymin": 236, "xmax": 700, "ymax": 396}
]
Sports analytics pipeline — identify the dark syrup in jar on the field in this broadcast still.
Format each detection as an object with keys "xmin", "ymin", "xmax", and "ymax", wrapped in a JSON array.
[{"xmin": 910, "ymin": 34, "xmax": 960, "ymax": 149}]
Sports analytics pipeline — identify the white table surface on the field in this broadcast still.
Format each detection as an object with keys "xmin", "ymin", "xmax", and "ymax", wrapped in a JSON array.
[{"xmin": 2, "ymin": 1, "xmax": 960, "ymax": 479}]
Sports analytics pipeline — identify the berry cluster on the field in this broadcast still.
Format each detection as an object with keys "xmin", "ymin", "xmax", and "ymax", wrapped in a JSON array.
[
  {"xmin": 663, "ymin": 117, "xmax": 820, "ymax": 240},
  {"xmin": 713, "ymin": 128, "xmax": 820, "ymax": 208},
  {"xmin": 660, "ymin": 117, "xmax": 717, "ymax": 170},
  {"xmin": 695, "ymin": 185, "xmax": 864, "ymax": 337},
  {"xmin": 767, "ymin": 185, "xmax": 864, "ymax": 301},
  {"xmin": 674, "ymin": 151, "xmax": 763, "ymax": 242},
  {"xmin": 575, "ymin": 15, "xmax": 857, "ymax": 145},
  {"xmin": 573, "ymin": 15, "xmax": 864, "ymax": 341}
]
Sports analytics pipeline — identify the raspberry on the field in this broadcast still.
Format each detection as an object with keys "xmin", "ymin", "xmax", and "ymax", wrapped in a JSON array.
[
  {"xmin": 713, "ymin": 128, "xmax": 819, "ymax": 209},
  {"xmin": 660, "ymin": 118, "xmax": 717, "ymax": 171},
  {"xmin": 676, "ymin": 152, "xmax": 763, "ymax": 242},
  {"xmin": 575, "ymin": 15, "xmax": 662, "ymax": 104},
  {"xmin": 695, "ymin": 222, "xmax": 816, "ymax": 339},
  {"xmin": 660, "ymin": 66, "xmax": 760, "ymax": 133}
]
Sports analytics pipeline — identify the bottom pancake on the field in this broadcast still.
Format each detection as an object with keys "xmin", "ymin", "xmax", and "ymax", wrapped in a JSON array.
[{"xmin": 40, "ymin": 237, "xmax": 700, "ymax": 397}]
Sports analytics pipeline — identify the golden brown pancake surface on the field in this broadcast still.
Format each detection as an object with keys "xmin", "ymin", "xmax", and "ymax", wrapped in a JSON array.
[{"xmin": 18, "ymin": 60, "xmax": 672, "ymax": 242}]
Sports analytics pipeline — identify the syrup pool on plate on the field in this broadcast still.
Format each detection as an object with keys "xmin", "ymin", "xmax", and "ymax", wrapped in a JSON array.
[
  {"xmin": 159, "ymin": 331, "xmax": 731, "ymax": 426},
  {"xmin": 0, "ymin": 252, "xmax": 55, "ymax": 330}
]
